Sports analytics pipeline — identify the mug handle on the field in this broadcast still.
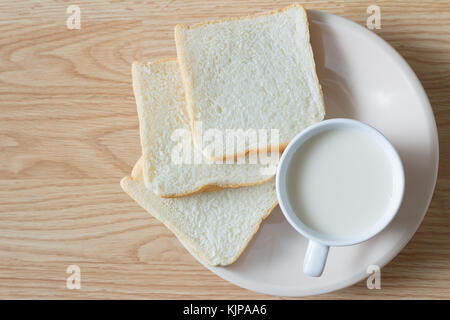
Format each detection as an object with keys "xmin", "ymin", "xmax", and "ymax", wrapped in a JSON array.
[{"xmin": 303, "ymin": 240, "xmax": 329, "ymax": 277}]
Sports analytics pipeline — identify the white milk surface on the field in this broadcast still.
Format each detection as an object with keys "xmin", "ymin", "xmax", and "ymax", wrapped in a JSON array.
[{"xmin": 287, "ymin": 127, "xmax": 394, "ymax": 239}]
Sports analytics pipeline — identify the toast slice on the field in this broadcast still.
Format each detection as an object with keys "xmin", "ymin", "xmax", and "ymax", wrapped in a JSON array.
[
  {"xmin": 175, "ymin": 3, "xmax": 325, "ymax": 159},
  {"xmin": 120, "ymin": 157, "xmax": 278, "ymax": 266},
  {"xmin": 132, "ymin": 60, "xmax": 276, "ymax": 198}
]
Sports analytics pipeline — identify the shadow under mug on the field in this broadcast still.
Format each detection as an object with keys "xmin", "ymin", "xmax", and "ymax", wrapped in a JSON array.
[{"xmin": 276, "ymin": 119, "xmax": 405, "ymax": 277}]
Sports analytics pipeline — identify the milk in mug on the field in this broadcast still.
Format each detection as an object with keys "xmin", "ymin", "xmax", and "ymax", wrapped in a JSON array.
[{"xmin": 286, "ymin": 127, "xmax": 394, "ymax": 239}]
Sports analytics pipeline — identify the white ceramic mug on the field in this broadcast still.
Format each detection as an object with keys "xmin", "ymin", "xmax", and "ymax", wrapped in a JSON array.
[{"xmin": 276, "ymin": 119, "xmax": 405, "ymax": 277}]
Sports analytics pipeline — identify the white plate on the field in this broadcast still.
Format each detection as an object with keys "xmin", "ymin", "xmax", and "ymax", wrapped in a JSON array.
[{"xmin": 183, "ymin": 10, "xmax": 439, "ymax": 297}]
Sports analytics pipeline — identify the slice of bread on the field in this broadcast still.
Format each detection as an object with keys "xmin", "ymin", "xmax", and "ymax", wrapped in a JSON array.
[
  {"xmin": 175, "ymin": 3, "xmax": 325, "ymax": 159},
  {"xmin": 120, "ymin": 157, "xmax": 278, "ymax": 266},
  {"xmin": 132, "ymin": 60, "xmax": 276, "ymax": 198}
]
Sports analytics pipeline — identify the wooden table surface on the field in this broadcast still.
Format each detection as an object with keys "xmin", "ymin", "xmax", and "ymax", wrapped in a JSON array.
[{"xmin": 0, "ymin": 0, "xmax": 448, "ymax": 299}]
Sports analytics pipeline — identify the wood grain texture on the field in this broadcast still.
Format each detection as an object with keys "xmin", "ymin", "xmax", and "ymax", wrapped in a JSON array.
[{"xmin": 0, "ymin": 0, "xmax": 449, "ymax": 299}]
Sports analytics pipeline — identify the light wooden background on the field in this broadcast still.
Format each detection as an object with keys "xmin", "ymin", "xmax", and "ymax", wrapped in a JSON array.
[{"xmin": 0, "ymin": 0, "xmax": 448, "ymax": 299}]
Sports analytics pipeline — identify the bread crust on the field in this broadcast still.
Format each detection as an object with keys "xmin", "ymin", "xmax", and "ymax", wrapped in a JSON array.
[
  {"xmin": 176, "ymin": 3, "xmax": 305, "ymax": 30},
  {"xmin": 155, "ymin": 175, "xmax": 275, "ymax": 199},
  {"xmin": 175, "ymin": 3, "xmax": 325, "ymax": 161}
]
